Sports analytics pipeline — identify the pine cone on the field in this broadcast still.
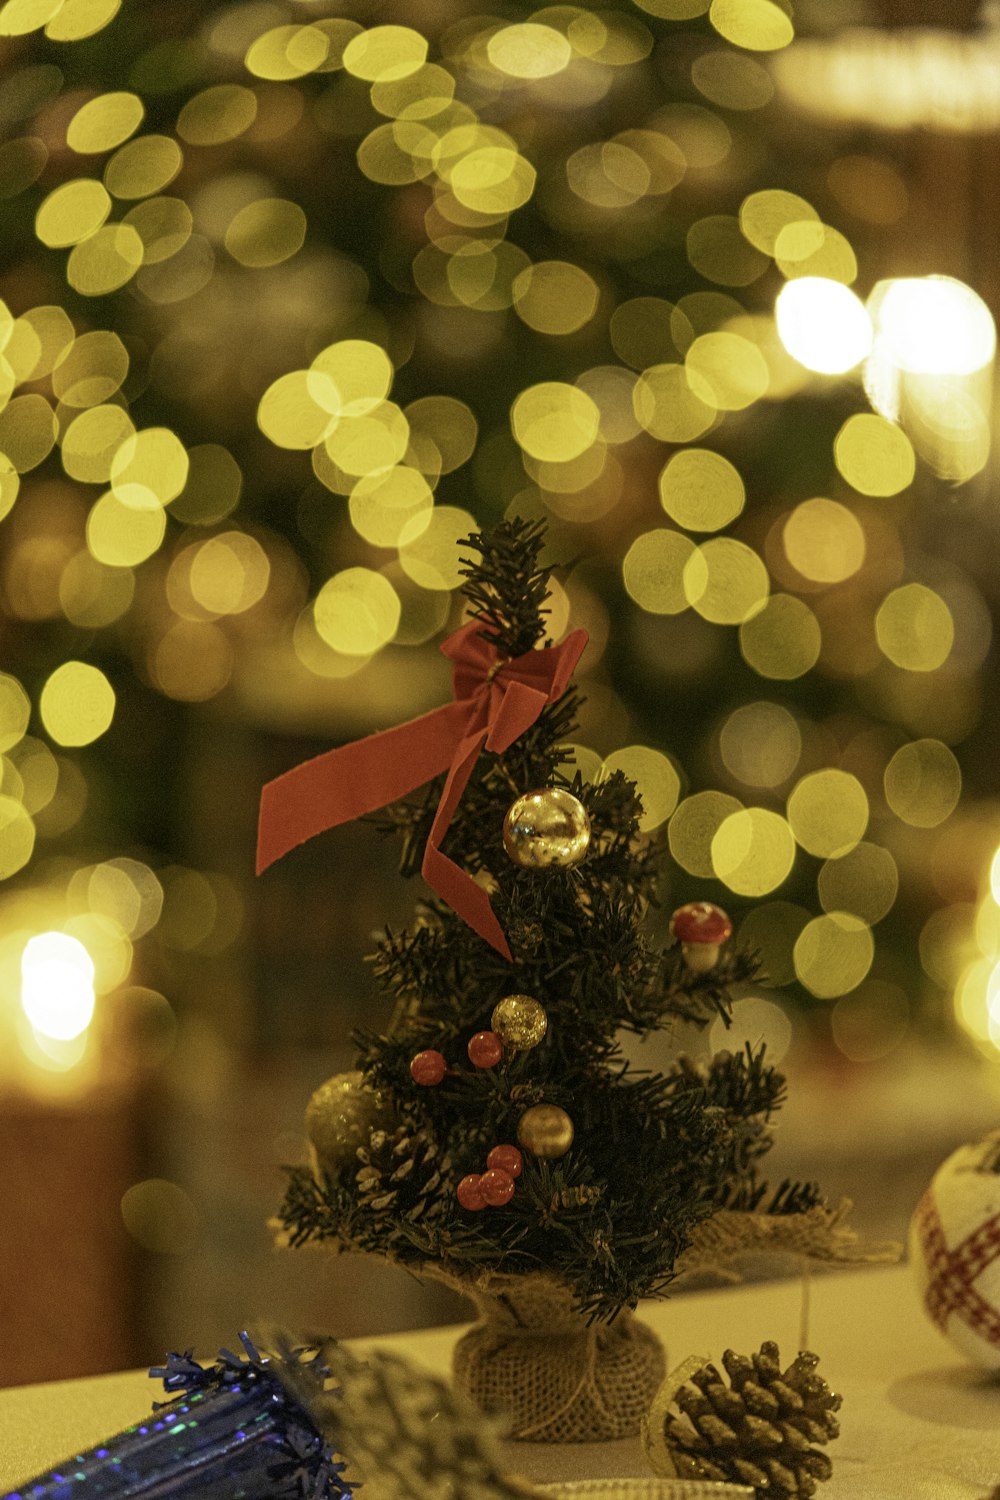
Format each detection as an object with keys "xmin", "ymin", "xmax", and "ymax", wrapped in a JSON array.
[
  {"xmin": 355, "ymin": 1125, "xmax": 451, "ymax": 1224},
  {"xmin": 658, "ymin": 1342, "xmax": 841, "ymax": 1499}
]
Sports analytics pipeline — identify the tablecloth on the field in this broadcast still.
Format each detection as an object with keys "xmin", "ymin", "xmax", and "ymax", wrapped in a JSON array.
[{"xmin": 1, "ymin": 1265, "xmax": 998, "ymax": 1498}]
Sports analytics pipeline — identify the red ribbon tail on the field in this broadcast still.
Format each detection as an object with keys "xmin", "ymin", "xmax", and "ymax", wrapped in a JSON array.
[
  {"xmin": 256, "ymin": 700, "xmax": 469, "ymax": 874},
  {"xmin": 421, "ymin": 728, "xmax": 513, "ymax": 960}
]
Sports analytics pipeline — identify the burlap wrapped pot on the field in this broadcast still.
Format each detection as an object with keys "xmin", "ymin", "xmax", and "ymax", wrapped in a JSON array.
[{"xmin": 442, "ymin": 1271, "xmax": 666, "ymax": 1443}]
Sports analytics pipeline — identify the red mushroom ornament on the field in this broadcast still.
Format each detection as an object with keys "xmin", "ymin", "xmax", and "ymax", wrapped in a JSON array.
[{"xmin": 670, "ymin": 901, "xmax": 733, "ymax": 972}]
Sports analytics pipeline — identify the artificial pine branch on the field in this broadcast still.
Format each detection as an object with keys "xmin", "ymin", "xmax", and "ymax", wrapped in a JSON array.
[{"xmin": 458, "ymin": 516, "xmax": 553, "ymax": 656}]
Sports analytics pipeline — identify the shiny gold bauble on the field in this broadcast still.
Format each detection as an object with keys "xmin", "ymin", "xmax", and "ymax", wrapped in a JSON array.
[
  {"xmin": 517, "ymin": 1103, "xmax": 574, "ymax": 1159},
  {"xmin": 492, "ymin": 994, "xmax": 548, "ymax": 1050},
  {"xmin": 305, "ymin": 1070, "xmax": 392, "ymax": 1179},
  {"xmin": 503, "ymin": 788, "xmax": 591, "ymax": 869}
]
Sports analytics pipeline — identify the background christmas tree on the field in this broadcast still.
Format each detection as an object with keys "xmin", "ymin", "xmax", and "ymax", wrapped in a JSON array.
[{"xmin": 0, "ymin": 0, "xmax": 995, "ymax": 1058}]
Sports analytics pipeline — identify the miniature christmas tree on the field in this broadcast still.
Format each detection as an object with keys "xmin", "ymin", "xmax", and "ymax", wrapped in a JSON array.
[{"xmin": 271, "ymin": 519, "xmax": 872, "ymax": 1443}]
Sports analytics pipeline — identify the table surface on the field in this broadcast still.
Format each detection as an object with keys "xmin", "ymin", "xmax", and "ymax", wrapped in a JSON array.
[{"xmin": 1, "ymin": 1265, "xmax": 998, "ymax": 1499}]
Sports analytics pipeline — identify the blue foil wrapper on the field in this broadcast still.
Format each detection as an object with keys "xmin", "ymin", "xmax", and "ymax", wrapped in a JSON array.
[{"xmin": 3, "ymin": 1332, "xmax": 353, "ymax": 1500}]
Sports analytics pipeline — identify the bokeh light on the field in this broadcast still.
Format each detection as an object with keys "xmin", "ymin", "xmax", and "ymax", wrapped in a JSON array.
[
  {"xmin": 866, "ymin": 276, "xmax": 995, "ymax": 483},
  {"xmin": 793, "ymin": 912, "xmax": 874, "ymax": 998},
  {"xmin": 399, "ymin": 506, "xmax": 477, "ymax": 590},
  {"xmin": 669, "ymin": 790, "xmax": 743, "ymax": 878},
  {"xmin": 719, "ymin": 702, "xmax": 801, "ymax": 788},
  {"xmin": 709, "ymin": 0, "xmax": 794, "ymax": 52},
  {"xmin": 868, "ymin": 276, "xmax": 995, "ymax": 377},
  {"xmin": 87, "ymin": 490, "xmax": 166, "ymax": 567},
  {"xmin": 659, "ymin": 448, "xmax": 745, "ymax": 532},
  {"xmin": 786, "ymin": 770, "xmax": 868, "ymax": 859},
  {"xmin": 875, "ymin": 584, "xmax": 954, "ymax": 673},
  {"xmin": 712, "ymin": 807, "xmax": 796, "ymax": 896},
  {"xmin": 684, "ymin": 537, "xmax": 769, "ymax": 624},
  {"xmin": 623, "ymin": 529, "xmax": 697, "ymax": 616},
  {"xmin": 599, "ymin": 746, "xmax": 679, "ymax": 831},
  {"xmin": 709, "ymin": 993, "xmax": 792, "ymax": 1065},
  {"xmin": 39, "ymin": 661, "xmax": 116, "ymax": 746},
  {"xmin": 0, "ymin": 796, "xmax": 35, "ymax": 878},
  {"xmin": 884, "ymin": 739, "xmax": 962, "ymax": 828},
  {"xmin": 511, "ymin": 382, "xmax": 600, "ymax": 463},
  {"xmin": 21, "ymin": 931, "xmax": 96, "ymax": 1041},
  {"xmin": 66, "ymin": 91, "xmax": 144, "ymax": 153},
  {"xmin": 314, "ymin": 568, "xmax": 401, "ymax": 656},
  {"xmin": 782, "ymin": 498, "xmax": 865, "ymax": 585},
  {"xmin": 818, "ymin": 842, "xmax": 898, "ymax": 925},
  {"xmin": 120, "ymin": 1178, "xmax": 199, "ymax": 1255},
  {"xmin": 834, "ymin": 414, "xmax": 915, "ymax": 497},
  {"xmin": 739, "ymin": 595, "xmax": 821, "ymax": 680},
  {"xmin": 775, "ymin": 278, "xmax": 872, "ymax": 374},
  {"xmin": 0, "ymin": 674, "xmax": 31, "ymax": 752},
  {"xmin": 514, "ymin": 261, "xmax": 600, "ymax": 335}
]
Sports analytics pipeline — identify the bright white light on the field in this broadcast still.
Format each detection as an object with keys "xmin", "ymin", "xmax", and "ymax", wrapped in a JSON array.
[
  {"xmin": 869, "ymin": 276, "xmax": 996, "ymax": 376},
  {"xmin": 775, "ymin": 277, "xmax": 873, "ymax": 375},
  {"xmin": 21, "ymin": 932, "xmax": 96, "ymax": 1042}
]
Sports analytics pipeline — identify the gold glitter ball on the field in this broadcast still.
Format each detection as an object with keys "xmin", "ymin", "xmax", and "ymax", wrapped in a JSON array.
[
  {"xmin": 517, "ymin": 1103, "xmax": 574, "ymax": 1158},
  {"xmin": 503, "ymin": 787, "xmax": 591, "ymax": 868},
  {"xmin": 305, "ymin": 1070, "xmax": 391, "ymax": 1178},
  {"xmin": 492, "ymin": 993, "xmax": 548, "ymax": 1050}
]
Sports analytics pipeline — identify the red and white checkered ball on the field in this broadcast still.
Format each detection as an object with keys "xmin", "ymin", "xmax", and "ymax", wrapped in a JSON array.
[{"xmin": 909, "ymin": 1129, "xmax": 1000, "ymax": 1368}]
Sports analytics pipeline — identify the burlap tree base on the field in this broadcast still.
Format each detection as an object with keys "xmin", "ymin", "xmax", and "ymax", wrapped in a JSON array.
[{"xmin": 448, "ymin": 1273, "xmax": 666, "ymax": 1443}]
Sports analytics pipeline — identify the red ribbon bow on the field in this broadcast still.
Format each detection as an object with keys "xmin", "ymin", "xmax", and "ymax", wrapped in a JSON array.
[{"xmin": 256, "ymin": 621, "xmax": 588, "ymax": 960}]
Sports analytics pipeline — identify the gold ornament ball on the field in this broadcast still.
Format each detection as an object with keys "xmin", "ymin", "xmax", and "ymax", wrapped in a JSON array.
[
  {"xmin": 517, "ymin": 1103, "xmax": 574, "ymax": 1159},
  {"xmin": 503, "ymin": 788, "xmax": 591, "ymax": 869},
  {"xmin": 305, "ymin": 1070, "xmax": 391, "ymax": 1179},
  {"xmin": 492, "ymin": 994, "xmax": 548, "ymax": 1050}
]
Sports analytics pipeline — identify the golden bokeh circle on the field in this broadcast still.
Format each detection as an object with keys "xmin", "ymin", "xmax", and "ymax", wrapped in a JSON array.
[
  {"xmin": 739, "ymin": 594, "xmax": 821, "ymax": 679},
  {"xmin": 711, "ymin": 807, "xmax": 796, "ymax": 896},
  {"xmin": 884, "ymin": 739, "xmax": 962, "ymax": 828},
  {"xmin": 793, "ymin": 912, "xmax": 874, "ymax": 998},
  {"xmin": 786, "ymin": 769, "xmax": 869, "ymax": 858}
]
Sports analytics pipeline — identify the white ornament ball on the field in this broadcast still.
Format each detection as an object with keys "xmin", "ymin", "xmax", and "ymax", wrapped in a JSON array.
[{"xmin": 909, "ymin": 1129, "xmax": 1000, "ymax": 1368}]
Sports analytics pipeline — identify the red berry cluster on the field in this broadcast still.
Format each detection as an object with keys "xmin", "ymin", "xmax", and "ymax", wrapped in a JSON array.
[
  {"xmin": 409, "ymin": 1029, "xmax": 505, "ymax": 1088},
  {"xmin": 408, "ymin": 1035, "xmax": 519, "ymax": 1210},
  {"xmin": 457, "ymin": 1144, "xmax": 522, "ymax": 1211}
]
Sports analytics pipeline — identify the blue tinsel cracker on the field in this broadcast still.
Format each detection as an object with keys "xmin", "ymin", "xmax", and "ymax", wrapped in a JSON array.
[{"xmin": 2, "ymin": 1331, "xmax": 353, "ymax": 1500}]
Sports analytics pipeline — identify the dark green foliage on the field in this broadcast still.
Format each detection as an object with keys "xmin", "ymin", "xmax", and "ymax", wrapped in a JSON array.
[{"xmin": 279, "ymin": 520, "xmax": 822, "ymax": 1320}]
